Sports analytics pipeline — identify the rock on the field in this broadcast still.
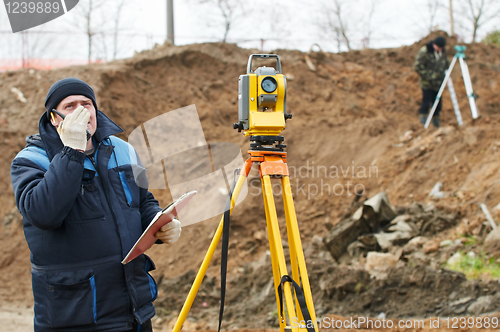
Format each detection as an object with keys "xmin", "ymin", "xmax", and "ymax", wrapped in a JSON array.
[
  {"xmin": 360, "ymin": 192, "xmax": 398, "ymax": 230},
  {"xmin": 389, "ymin": 214, "xmax": 411, "ymax": 224},
  {"xmin": 485, "ymin": 228, "xmax": 500, "ymax": 244},
  {"xmin": 400, "ymin": 130, "xmax": 413, "ymax": 142},
  {"xmin": 365, "ymin": 252, "xmax": 398, "ymax": 280},
  {"xmin": 253, "ymin": 230, "xmax": 265, "ymax": 241},
  {"xmin": 410, "ymin": 250, "xmax": 431, "ymax": 264},
  {"xmin": 347, "ymin": 241, "xmax": 369, "ymax": 258},
  {"xmin": 347, "ymin": 235, "xmax": 380, "ymax": 257},
  {"xmin": 388, "ymin": 219, "xmax": 417, "ymax": 235},
  {"xmin": 464, "ymin": 128, "xmax": 478, "ymax": 146},
  {"xmin": 467, "ymin": 295, "xmax": 493, "ymax": 315},
  {"xmin": 323, "ymin": 216, "xmax": 371, "ymax": 261},
  {"xmin": 428, "ymin": 182, "xmax": 446, "ymax": 199},
  {"xmin": 374, "ymin": 231, "xmax": 413, "ymax": 250},
  {"xmin": 408, "ymin": 236, "xmax": 429, "ymax": 247},
  {"xmin": 352, "ymin": 206, "xmax": 363, "ymax": 220},
  {"xmin": 440, "ymin": 239, "xmax": 453, "ymax": 247},
  {"xmin": 447, "ymin": 252, "xmax": 462, "ymax": 266},
  {"xmin": 375, "ymin": 216, "xmax": 418, "ymax": 250},
  {"xmin": 285, "ymin": 72, "xmax": 295, "ymax": 81},
  {"xmin": 485, "ymin": 292, "xmax": 500, "ymax": 312},
  {"xmin": 323, "ymin": 192, "xmax": 397, "ymax": 261},
  {"xmin": 403, "ymin": 236, "xmax": 429, "ymax": 254},
  {"xmin": 439, "ymin": 126, "xmax": 455, "ymax": 135},
  {"xmin": 312, "ymin": 235, "xmax": 323, "ymax": 245},
  {"xmin": 423, "ymin": 242, "xmax": 439, "ymax": 254},
  {"xmin": 467, "ymin": 251, "xmax": 476, "ymax": 258},
  {"xmin": 420, "ymin": 211, "xmax": 457, "ymax": 235},
  {"xmin": 358, "ymin": 234, "xmax": 379, "ymax": 247},
  {"xmin": 10, "ymin": 87, "xmax": 27, "ymax": 103},
  {"xmin": 423, "ymin": 203, "xmax": 435, "ymax": 213},
  {"xmin": 372, "ymin": 233, "xmax": 394, "ymax": 251},
  {"xmin": 393, "ymin": 247, "xmax": 404, "ymax": 260},
  {"xmin": 449, "ymin": 296, "xmax": 474, "ymax": 314}
]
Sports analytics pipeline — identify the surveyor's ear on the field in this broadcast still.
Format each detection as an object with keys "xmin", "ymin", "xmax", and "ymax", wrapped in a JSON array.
[{"xmin": 49, "ymin": 111, "xmax": 58, "ymax": 127}]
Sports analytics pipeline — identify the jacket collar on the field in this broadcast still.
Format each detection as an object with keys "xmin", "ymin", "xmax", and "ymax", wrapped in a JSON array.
[{"xmin": 38, "ymin": 110, "xmax": 123, "ymax": 161}]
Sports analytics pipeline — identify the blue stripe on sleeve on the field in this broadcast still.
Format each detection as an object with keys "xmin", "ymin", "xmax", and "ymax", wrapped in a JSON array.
[{"xmin": 14, "ymin": 146, "xmax": 50, "ymax": 170}]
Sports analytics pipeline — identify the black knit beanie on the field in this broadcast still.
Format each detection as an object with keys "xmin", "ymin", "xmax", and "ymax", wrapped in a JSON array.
[
  {"xmin": 44, "ymin": 77, "xmax": 98, "ymax": 120},
  {"xmin": 433, "ymin": 36, "xmax": 446, "ymax": 48}
]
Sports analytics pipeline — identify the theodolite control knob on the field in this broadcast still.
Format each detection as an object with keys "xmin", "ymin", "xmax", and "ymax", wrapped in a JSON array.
[{"xmin": 233, "ymin": 122, "xmax": 243, "ymax": 132}]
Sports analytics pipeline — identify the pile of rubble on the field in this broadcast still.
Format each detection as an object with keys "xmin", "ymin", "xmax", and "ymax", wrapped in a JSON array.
[{"xmin": 323, "ymin": 192, "xmax": 457, "ymax": 268}]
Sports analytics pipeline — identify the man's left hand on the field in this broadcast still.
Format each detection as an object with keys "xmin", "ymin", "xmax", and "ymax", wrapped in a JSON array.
[{"xmin": 155, "ymin": 219, "xmax": 181, "ymax": 244}]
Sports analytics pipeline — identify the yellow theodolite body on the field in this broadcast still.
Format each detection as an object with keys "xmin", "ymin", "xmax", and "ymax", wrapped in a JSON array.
[
  {"xmin": 246, "ymin": 71, "xmax": 286, "ymax": 136},
  {"xmin": 235, "ymin": 54, "xmax": 290, "ymax": 137}
]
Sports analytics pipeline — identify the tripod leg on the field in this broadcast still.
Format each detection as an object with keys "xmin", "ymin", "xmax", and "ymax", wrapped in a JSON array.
[
  {"xmin": 262, "ymin": 184, "xmax": 288, "ymax": 332},
  {"xmin": 458, "ymin": 57, "xmax": 479, "ymax": 119},
  {"xmin": 447, "ymin": 77, "xmax": 463, "ymax": 125},
  {"xmin": 172, "ymin": 159, "xmax": 252, "ymax": 332},
  {"xmin": 282, "ymin": 176, "xmax": 318, "ymax": 331},
  {"xmin": 261, "ymin": 175, "xmax": 298, "ymax": 332},
  {"xmin": 281, "ymin": 177, "xmax": 303, "ymax": 322},
  {"xmin": 425, "ymin": 56, "xmax": 457, "ymax": 129}
]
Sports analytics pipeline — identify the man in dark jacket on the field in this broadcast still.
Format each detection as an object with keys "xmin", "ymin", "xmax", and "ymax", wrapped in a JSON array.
[
  {"xmin": 11, "ymin": 77, "xmax": 181, "ymax": 331},
  {"xmin": 414, "ymin": 36, "xmax": 450, "ymax": 128}
]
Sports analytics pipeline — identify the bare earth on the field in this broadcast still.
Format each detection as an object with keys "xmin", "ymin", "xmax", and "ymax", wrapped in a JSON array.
[{"xmin": 0, "ymin": 304, "xmax": 33, "ymax": 332}]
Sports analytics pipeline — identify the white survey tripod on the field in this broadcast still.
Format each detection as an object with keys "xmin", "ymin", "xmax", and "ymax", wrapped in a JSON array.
[{"xmin": 424, "ymin": 45, "xmax": 479, "ymax": 129}]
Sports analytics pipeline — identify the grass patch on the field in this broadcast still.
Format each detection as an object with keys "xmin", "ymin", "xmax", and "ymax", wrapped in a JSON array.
[
  {"xmin": 460, "ymin": 235, "xmax": 477, "ymax": 246},
  {"xmin": 446, "ymin": 251, "xmax": 500, "ymax": 280}
]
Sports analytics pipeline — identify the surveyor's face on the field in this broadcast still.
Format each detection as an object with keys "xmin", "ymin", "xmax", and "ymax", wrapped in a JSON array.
[
  {"xmin": 52, "ymin": 95, "xmax": 98, "ymax": 136},
  {"xmin": 432, "ymin": 44, "xmax": 443, "ymax": 52}
]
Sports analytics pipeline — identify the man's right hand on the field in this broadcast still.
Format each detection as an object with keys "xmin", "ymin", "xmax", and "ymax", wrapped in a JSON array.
[{"xmin": 57, "ymin": 106, "xmax": 90, "ymax": 152}]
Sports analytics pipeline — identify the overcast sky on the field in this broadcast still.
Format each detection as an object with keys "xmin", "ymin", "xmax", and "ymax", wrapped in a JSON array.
[{"xmin": 1, "ymin": 0, "xmax": 499, "ymax": 62}]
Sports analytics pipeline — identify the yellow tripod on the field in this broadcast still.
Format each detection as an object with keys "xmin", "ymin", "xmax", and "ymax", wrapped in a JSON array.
[{"xmin": 172, "ymin": 148, "xmax": 318, "ymax": 332}]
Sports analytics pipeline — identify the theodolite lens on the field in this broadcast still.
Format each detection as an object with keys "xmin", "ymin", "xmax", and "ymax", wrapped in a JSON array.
[{"xmin": 261, "ymin": 76, "xmax": 278, "ymax": 93}]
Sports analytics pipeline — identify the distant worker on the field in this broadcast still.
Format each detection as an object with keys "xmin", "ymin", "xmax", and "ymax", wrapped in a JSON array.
[
  {"xmin": 414, "ymin": 36, "xmax": 449, "ymax": 128},
  {"xmin": 10, "ymin": 77, "xmax": 182, "ymax": 331}
]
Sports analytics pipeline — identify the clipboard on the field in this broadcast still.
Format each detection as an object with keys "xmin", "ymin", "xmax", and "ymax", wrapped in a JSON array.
[{"xmin": 122, "ymin": 190, "xmax": 197, "ymax": 264}]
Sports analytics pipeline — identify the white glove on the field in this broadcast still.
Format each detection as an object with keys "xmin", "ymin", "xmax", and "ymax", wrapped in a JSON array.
[
  {"xmin": 57, "ymin": 106, "xmax": 90, "ymax": 152},
  {"xmin": 155, "ymin": 218, "xmax": 181, "ymax": 244}
]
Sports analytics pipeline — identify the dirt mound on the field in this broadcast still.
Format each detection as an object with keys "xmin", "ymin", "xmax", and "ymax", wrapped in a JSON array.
[{"xmin": 1, "ymin": 31, "xmax": 500, "ymax": 330}]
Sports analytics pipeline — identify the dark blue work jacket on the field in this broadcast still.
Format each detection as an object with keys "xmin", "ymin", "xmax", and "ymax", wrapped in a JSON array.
[{"xmin": 11, "ymin": 110, "xmax": 163, "ymax": 331}]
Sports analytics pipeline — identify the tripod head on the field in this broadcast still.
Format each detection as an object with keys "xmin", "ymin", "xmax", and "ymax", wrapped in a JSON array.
[{"xmin": 234, "ymin": 54, "xmax": 292, "ymax": 151}]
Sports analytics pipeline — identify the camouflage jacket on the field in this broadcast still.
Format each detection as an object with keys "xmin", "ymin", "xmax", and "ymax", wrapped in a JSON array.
[{"xmin": 414, "ymin": 42, "xmax": 449, "ymax": 90}]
